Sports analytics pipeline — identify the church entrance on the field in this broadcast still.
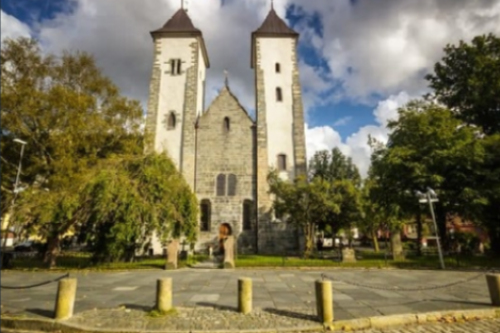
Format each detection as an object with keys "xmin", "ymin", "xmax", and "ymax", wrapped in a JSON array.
[{"xmin": 218, "ymin": 223, "xmax": 232, "ymax": 254}]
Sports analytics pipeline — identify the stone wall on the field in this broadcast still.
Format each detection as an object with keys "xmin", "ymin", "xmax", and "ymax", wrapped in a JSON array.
[
  {"xmin": 290, "ymin": 38, "xmax": 307, "ymax": 177},
  {"xmin": 180, "ymin": 41, "xmax": 201, "ymax": 190},
  {"xmin": 254, "ymin": 39, "xmax": 273, "ymax": 254},
  {"xmin": 195, "ymin": 86, "xmax": 256, "ymax": 253},
  {"xmin": 257, "ymin": 221, "xmax": 303, "ymax": 255},
  {"xmin": 144, "ymin": 38, "xmax": 162, "ymax": 154}
]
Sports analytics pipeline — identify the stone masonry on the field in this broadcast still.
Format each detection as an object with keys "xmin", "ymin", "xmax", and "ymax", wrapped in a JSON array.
[
  {"xmin": 179, "ymin": 41, "xmax": 201, "ymax": 190},
  {"xmin": 195, "ymin": 86, "xmax": 256, "ymax": 253},
  {"xmin": 146, "ymin": 7, "xmax": 307, "ymax": 255},
  {"xmin": 144, "ymin": 38, "xmax": 162, "ymax": 154},
  {"xmin": 291, "ymin": 38, "xmax": 307, "ymax": 178}
]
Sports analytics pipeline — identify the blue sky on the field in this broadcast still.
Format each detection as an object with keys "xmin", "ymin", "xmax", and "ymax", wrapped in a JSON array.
[{"xmin": 1, "ymin": 0, "xmax": 499, "ymax": 175}]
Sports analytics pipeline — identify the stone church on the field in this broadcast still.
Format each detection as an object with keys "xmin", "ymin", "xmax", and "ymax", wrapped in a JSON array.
[{"xmin": 144, "ymin": 5, "xmax": 307, "ymax": 255}]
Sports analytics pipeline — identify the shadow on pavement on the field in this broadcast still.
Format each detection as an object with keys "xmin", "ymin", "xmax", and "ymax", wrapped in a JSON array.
[
  {"xmin": 263, "ymin": 308, "xmax": 317, "ymax": 321},
  {"xmin": 120, "ymin": 304, "xmax": 153, "ymax": 311},
  {"xmin": 428, "ymin": 299, "xmax": 491, "ymax": 307},
  {"xmin": 25, "ymin": 308, "xmax": 53, "ymax": 318},
  {"xmin": 196, "ymin": 302, "xmax": 238, "ymax": 312}
]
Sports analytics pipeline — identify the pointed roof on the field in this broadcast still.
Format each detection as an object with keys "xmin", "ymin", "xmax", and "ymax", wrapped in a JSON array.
[
  {"xmin": 252, "ymin": 7, "xmax": 298, "ymax": 36},
  {"xmin": 151, "ymin": 8, "xmax": 202, "ymax": 35},
  {"xmin": 251, "ymin": 7, "xmax": 299, "ymax": 68},
  {"xmin": 150, "ymin": 8, "xmax": 210, "ymax": 68}
]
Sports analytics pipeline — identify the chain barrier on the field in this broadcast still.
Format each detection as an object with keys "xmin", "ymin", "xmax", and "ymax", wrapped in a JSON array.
[
  {"xmin": 1, "ymin": 273, "xmax": 70, "ymax": 290},
  {"xmin": 321, "ymin": 269, "xmax": 498, "ymax": 292}
]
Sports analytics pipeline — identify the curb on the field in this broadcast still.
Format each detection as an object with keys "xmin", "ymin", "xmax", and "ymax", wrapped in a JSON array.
[
  {"xmin": 327, "ymin": 308, "xmax": 500, "ymax": 331},
  {"xmin": 1, "ymin": 308, "xmax": 499, "ymax": 333}
]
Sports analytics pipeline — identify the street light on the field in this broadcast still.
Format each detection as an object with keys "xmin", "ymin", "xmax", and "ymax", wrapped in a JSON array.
[
  {"xmin": 1, "ymin": 138, "xmax": 28, "ymax": 253},
  {"xmin": 416, "ymin": 188, "xmax": 445, "ymax": 270}
]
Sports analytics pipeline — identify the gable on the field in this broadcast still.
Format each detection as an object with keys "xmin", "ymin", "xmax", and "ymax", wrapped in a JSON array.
[{"xmin": 198, "ymin": 86, "xmax": 254, "ymax": 126}]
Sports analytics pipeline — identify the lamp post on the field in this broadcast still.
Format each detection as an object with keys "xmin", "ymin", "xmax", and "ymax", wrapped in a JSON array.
[
  {"xmin": 416, "ymin": 188, "xmax": 445, "ymax": 270},
  {"xmin": 1, "ymin": 139, "xmax": 28, "ymax": 253}
]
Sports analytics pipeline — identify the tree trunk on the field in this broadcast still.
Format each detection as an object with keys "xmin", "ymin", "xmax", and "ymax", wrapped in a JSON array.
[
  {"xmin": 488, "ymin": 225, "xmax": 500, "ymax": 258},
  {"xmin": 303, "ymin": 223, "xmax": 314, "ymax": 258},
  {"xmin": 371, "ymin": 230, "xmax": 380, "ymax": 253},
  {"xmin": 416, "ymin": 208, "xmax": 422, "ymax": 256},
  {"xmin": 44, "ymin": 236, "xmax": 60, "ymax": 269},
  {"xmin": 390, "ymin": 229, "xmax": 405, "ymax": 261},
  {"xmin": 434, "ymin": 204, "xmax": 448, "ymax": 251}
]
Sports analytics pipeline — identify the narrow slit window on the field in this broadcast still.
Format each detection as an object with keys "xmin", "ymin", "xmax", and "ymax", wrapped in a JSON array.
[
  {"xmin": 177, "ymin": 59, "xmax": 182, "ymax": 74},
  {"xmin": 167, "ymin": 112, "xmax": 176, "ymax": 130},
  {"xmin": 276, "ymin": 87, "xmax": 283, "ymax": 102},
  {"xmin": 277, "ymin": 154, "xmax": 287, "ymax": 171},
  {"xmin": 275, "ymin": 63, "xmax": 281, "ymax": 73},
  {"xmin": 227, "ymin": 174, "xmax": 237, "ymax": 196},
  {"xmin": 216, "ymin": 174, "xmax": 226, "ymax": 196},
  {"xmin": 243, "ymin": 200, "xmax": 253, "ymax": 231},
  {"xmin": 170, "ymin": 60, "xmax": 176, "ymax": 74},
  {"xmin": 223, "ymin": 117, "xmax": 230, "ymax": 133},
  {"xmin": 200, "ymin": 199, "xmax": 211, "ymax": 232}
]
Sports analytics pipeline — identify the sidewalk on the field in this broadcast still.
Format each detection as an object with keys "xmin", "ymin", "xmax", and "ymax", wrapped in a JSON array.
[{"xmin": 1, "ymin": 268, "xmax": 498, "ymax": 331}]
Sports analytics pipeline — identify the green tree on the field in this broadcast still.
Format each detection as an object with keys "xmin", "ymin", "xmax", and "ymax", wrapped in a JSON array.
[
  {"xmin": 1, "ymin": 37, "xmax": 143, "ymax": 265},
  {"xmin": 370, "ymin": 100, "xmax": 485, "ymax": 253},
  {"xmin": 79, "ymin": 154, "xmax": 198, "ymax": 263},
  {"xmin": 308, "ymin": 148, "xmax": 363, "ymax": 243},
  {"xmin": 268, "ymin": 172, "xmax": 341, "ymax": 258},
  {"xmin": 426, "ymin": 33, "xmax": 500, "ymax": 135}
]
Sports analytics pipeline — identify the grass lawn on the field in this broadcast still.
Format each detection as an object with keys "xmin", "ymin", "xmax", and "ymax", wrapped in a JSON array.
[
  {"xmin": 4, "ymin": 250, "xmax": 499, "ymax": 271},
  {"xmin": 6, "ymin": 252, "xmax": 208, "ymax": 271},
  {"xmin": 235, "ymin": 251, "xmax": 500, "ymax": 270}
]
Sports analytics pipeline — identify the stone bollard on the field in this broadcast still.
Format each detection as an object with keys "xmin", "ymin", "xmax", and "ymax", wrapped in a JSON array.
[
  {"xmin": 315, "ymin": 280, "xmax": 333, "ymax": 324},
  {"xmin": 54, "ymin": 278, "xmax": 78, "ymax": 320},
  {"xmin": 486, "ymin": 274, "xmax": 500, "ymax": 306},
  {"xmin": 156, "ymin": 278, "xmax": 173, "ymax": 312},
  {"xmin": 238, "ymin": 278, "xmax": 252, "ymax": 314}
]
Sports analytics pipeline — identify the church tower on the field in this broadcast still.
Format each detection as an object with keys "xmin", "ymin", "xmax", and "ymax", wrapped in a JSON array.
[
  {"xmin": 145, "ymin": 6, "xmax": 209, "ymax": 189},
  {"xmin": 252, "ymin": 6, "xmax": 307, "ymax": 221}
]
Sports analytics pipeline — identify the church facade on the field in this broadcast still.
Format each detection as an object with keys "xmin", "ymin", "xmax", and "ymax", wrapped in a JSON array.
[{"xmin": 144, "ymin": 6, "xmax": 307, "ymax": 255}]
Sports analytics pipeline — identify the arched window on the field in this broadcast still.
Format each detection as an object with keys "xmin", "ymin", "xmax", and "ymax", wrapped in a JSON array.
[
  {"xmin": 200, "ymin": 199, "xmax": 211, "ymax": 232},
  {"xmin": 228, "ymin": 174, "xmax": 237, "ymax": 196},
  {"xmin": 275, "ymin": 63, "xmax": 281, "ymax": 73},
  {"xmin": 243, "ymin": 200, "xmax": 253, "ymax": 230},
  {"xmin": 223, "ymin": 117, "xmax": 230, "ymax": 133},
  {"xmin": 276, "ymin": 87, "xmax": 283, "ymax": 102},
  {"xmin": 167, "ymin": 112, "xmax": 176, "ymax": 130},
  {"xmin": 277, "ymin": 154, "xmax": 287, "ymax": 171},
  {"xmin": 216, "ymin": 174, "xmax": 226, "ymax": 196}
]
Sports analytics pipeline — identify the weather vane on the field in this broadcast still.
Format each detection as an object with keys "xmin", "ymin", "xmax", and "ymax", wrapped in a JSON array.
[
  {"xmin": 224, "ymin": 69, "xmax": 229, "ymax": 86},
  {"xmin": 182, "ymin": 0, "xmax": 189, "ymax": 12}
]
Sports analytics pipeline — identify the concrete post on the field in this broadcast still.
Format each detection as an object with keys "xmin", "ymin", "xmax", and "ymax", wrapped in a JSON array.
[
  {"xmin": 156, "ymin": 278, "xmax": 173, "ymax": 312},
  {"xmin": 238, "ymin": 278, "xmax": 252, "ymax": 314},
  {"xmin": 486, "ymin": 274, "xmax": 500, "ymax": 306},
  {"xmin": 315, "ymin": 280, "xmax": 333, "ymax": 324},
  {"xmin": 54, "ymin": 278, "xmax": 77, "ymax": 320}
]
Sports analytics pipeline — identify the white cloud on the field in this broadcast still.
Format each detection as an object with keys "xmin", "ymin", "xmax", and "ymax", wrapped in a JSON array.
[
  {"xmin": 1, "ymin": 10, "xmax": 31, "ymax": 43},
  {"xmin": 292, "ymin": 0, "xmax": 500, "ymax": 102},
  {"xmin": 306, "ymin": 91, "xmax": 413, "ymax": 177},
  {"xmin": 332, "ymin": 116, "xmax": 352, "ymax": 127},
  {"xmin": 4, "ymin": 0, "xmax": 499, "ymax": 178}
]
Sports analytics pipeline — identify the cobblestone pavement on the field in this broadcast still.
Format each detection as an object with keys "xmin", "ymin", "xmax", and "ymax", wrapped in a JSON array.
[
  {"xmin": 1, "ymin": 268, "xmax": 493, "ymax": 322},
  {"xmin": 339, "ymin": 318, "xmax": 500, "ymax": 333}
]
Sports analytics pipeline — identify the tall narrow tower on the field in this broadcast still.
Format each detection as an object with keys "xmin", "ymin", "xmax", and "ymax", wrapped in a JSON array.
[
  {"xmin": 145, "ymin": 7, "xmax": 209, "ymax": 189},
  {"xmin": 252, "ymin": 6, "xmax": 307, "ymax": 219}
]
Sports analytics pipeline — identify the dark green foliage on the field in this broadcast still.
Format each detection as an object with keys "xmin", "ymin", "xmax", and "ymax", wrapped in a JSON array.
[
  {"xmin": 81, "ymin": 154, "xmax": 198, "ymax": 263},
  {"xmin": 426, "ymin": 33, "xmax": 500, "ymax": 135}
]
